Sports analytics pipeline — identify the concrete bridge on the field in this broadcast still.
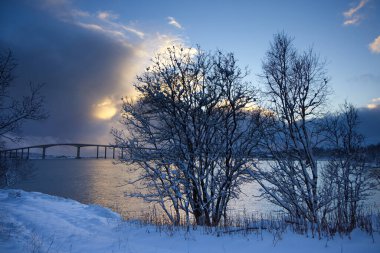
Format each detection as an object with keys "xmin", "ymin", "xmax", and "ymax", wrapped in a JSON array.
[{"xmin": 0, "ymin": 143, "xmax": 127, "ymax": 160}]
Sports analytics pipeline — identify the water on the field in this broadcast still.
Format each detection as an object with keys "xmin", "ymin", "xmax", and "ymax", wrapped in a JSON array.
[
  {"xmin": 11, "ymin": 159, "xmax": 149, "ymax": 218},
  {"xmin": 10, "ymin": 159, "xmax": 273, "ymax": 218},
  {"xmin": 10, "ymin": 159, "xmax": 380, "ymax": 219}
]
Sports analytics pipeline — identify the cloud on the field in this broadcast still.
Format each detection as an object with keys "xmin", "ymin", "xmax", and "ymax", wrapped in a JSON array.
[
  {"xmin": 367, "ymin": 104, "xmax": 377, "ymax": 109},
  {"xmin": 76, "ymin": 22, "xmax": 133, "ymax": 47},
  {"xmin": 167, "ymin": 17, "xmax": 183, "ymax": 29},
  {"xmin": 71, "ymin": 9, "xmax": 90, "ymax": 17},
  {"xmin": 343, "ymin": 16, "xmax": 360, "ymax": 26},
  {"xmin": 76, "ymin": 22, "xmax": 104, "ymax": 32},
  {"xmin": 97, "ymin": 11, "xmax": 118, "ymax": 21},
  {"xmin": 344, "ymin": 0, "xmax": 368, "ymax": 17},
  {"xmin": 366, "ymin": 97, "xmax": 380, "ymax": 109},
  {"xmin": 0, "ymin": 1, "xmax": 185, "ymax": 145},
  {"xmin": 37, "ymin": 0, "xmax": 145, "ymax": 41},
  {"xmin": 343, "ymin": 0, "xmax": 369, "ymax": 26},
  {"xmin": 369, "ymin": 35, "xmax": 380, "ymax": 54},
  {"xmin": 121, "ymin": 25, "xmax": 145, "ymax": 39}
]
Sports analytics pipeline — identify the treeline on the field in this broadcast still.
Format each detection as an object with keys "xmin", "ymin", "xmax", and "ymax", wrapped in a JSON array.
[{"xmin": 314, "ymin": 143, "xmax": 380, "ymax": 164}]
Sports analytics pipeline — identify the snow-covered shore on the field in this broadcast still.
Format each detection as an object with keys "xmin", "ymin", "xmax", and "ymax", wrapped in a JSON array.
[{"xmin": 0, "ymin": 189, "xmax": 379, "ymax": 253}]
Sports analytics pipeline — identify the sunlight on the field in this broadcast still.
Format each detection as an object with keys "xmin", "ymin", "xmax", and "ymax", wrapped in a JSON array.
[
  {"xmin": 367, "ymin": 103, "xmax": 378, "ymax": 109},
  {"xmin": 93, "ymin": 98, "xmax": 117, "ymax": 120}
]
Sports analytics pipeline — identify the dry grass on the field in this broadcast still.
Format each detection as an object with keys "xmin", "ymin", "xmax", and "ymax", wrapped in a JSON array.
[{"xmin": 111, "ymin": 205, "xmax": 380, "ymax": 239}]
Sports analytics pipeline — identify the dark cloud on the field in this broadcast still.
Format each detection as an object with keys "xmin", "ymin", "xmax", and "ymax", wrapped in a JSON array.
[{"xmin": 0, "ymin": 1, "xmax": 139, "ymax": 145}]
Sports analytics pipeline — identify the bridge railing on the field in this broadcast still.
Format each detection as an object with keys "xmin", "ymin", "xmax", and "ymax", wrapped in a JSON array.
[{"xmin": 0, "ymin": 143, "xmax": 128, "ymax": 160}]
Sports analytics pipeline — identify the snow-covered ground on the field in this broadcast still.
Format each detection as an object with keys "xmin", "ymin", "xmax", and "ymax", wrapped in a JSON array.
[{"xmin": 0, "ymin": 189, "xmax": 379, "ymax": 253}]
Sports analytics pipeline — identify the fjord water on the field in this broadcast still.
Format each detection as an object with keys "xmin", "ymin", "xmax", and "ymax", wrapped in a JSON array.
[
  {"xmin": 11, "ymin": 159, "xmax": 273, "ymax": 218},
  {"xmin": 11, "ymin": 159, "xmax": 379, "ymax": 219},
  {"xmin": 11, "ymin": 159, "xmax": 150, "ymax": 218}
]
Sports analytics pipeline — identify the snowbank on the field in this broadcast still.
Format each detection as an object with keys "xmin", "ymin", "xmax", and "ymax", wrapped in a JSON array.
[{"xmin": 0, "ymin": 189, "xmax": 379, "ymax": 253}]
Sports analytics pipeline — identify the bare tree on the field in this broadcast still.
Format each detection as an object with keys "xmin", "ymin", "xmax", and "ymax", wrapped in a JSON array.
[
  {"xmin": 113, "ymin": 46, "xmax": 260, "ymax": 226},
  {"xmin": 0, "ymin": 49, "xmax": 47, "ymax": 186},
  {"xmin": 252, "ymin": 33, "xmax": 330, "ymax": 237},
  {"xmin": 322, "ymin": 102, "xmax": 378, "ymax": 232}
]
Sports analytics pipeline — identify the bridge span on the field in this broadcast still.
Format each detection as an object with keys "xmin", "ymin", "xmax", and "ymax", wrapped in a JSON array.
[{"xmin": 0, "ymin": 143, "xmax": 127, "ymax": 160}]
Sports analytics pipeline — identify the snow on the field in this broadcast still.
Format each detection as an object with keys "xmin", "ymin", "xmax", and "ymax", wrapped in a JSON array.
[{"xmin": 1, "ymin": 189, "xmax": 379, "ymax": 253}]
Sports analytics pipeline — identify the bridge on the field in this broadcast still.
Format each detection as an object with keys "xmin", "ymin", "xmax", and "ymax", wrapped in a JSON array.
[{"xmin": 0, "ymin": 143, "xmax": 128, "ymax": 160}]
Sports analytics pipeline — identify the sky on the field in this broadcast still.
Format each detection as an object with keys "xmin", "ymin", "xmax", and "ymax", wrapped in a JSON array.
[{"xmin": 0, "ymin": 0, "xmax": 379, "ymax": 146}]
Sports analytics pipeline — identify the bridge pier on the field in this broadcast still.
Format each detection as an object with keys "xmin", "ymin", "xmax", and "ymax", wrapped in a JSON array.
[
  {"xmin": 42, "ymin": 147, "xmax": 46, "ymax": 159},
  {"xmin": 104, "ymin": 146, "xmax": 107, "ymax": 159},
  {"xmin": 27, "ymin": 148, "xmax": 30, "ymax": 159},
  {"xmin": 112, "ymin": 147, "xmax": 115, "ymax": 159},
  {"xmin": 96, "ymin": 146, "xmax": 99, "ymax": 159},
  {"xmin": 21, "ymin": 149, "xmax": 24, "ymax": 159},
  {"xmin": 76, "ymin": 147, "xmax": 81, "ymax": 159}
]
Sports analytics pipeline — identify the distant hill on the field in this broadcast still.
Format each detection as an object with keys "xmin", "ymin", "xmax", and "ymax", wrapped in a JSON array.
[{"xmin": 358, "ymin": 107, "xmax": 380, "ymax": 145}]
